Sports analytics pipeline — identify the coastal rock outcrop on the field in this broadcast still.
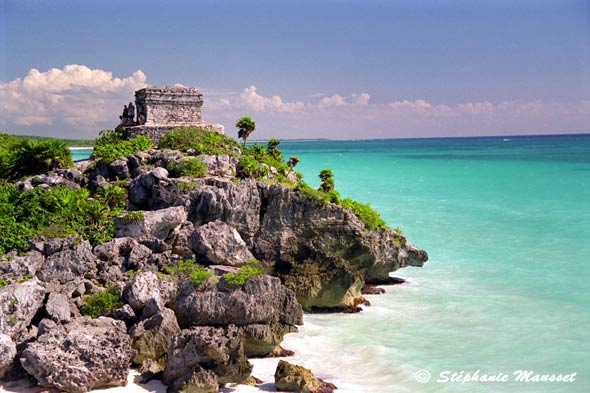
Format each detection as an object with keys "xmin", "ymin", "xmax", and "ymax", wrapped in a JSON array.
[
  {"xmin": 20, "ymin": 317, "xmax": 135, "ymax": 392},
  {"xmin": 274, "ymin": 360, "xmax": 337, "ymax": 393},
  {"xmin": 163, "ymin": 325, "xmax": 252, "ymax": 392},
  {"xmin": 0, "ymin": 279, "xmax": 46, "ymax": 341},
  {"xmin": 189, "ymin": 220, "xmax": 255, "ymax": 266},
  {"xmin": 0, "ymin": 334, "xmax": 16, "ymax": 378}
]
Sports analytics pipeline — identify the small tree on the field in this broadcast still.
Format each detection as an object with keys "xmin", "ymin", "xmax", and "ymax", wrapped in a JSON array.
[
  {"xmin": 236, "ymin": 116, "xmax": 256, "ymax": 146},
  {"xmin": 267, "ymin": 138, "xmax": 280, "ymax": 156},
  {"xmin": 319, "ymin": 168, "xmax": 335, "ymax": 192},
  {"xmin": 287, "ymin": 156, "xmax": 300, "ymax": 168}
]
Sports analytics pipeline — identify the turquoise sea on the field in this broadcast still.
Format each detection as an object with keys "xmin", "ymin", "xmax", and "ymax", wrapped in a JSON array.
[
  {"xmin": 73, "ymin": 135, "xmax": 589, "ymax": 392},
  {"xmin": 275, "ymin": 135, "xmax": 590, "ymax": 393}
]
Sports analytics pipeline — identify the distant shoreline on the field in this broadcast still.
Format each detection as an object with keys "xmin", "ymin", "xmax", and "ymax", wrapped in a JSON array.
[{"xmin": 69, "ymin": 147, "xmax": 94, "ymax": 150}]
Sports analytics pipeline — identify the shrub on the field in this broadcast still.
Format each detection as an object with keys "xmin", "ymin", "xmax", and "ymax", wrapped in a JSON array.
[
  {"xmin": 0, "ymin": 135, "xmax": 73, "ymax": 180},
  {"xmin": 123, "ymin": 211, "xmax": 144, "ymax": 224},
  {"xmin": 0, "ymin": 185, "xmax": 117, "ymax": 254},
  {"xmin": 223, "ymin": 260, "xmax": 263, "ymax": 286},
  {"xmin": 0, "ymin": 278, "xmax": 9, "ymax": 289},
  {"xmin": 95, "ymin": 184, "xmax": 127, "ymax": 212},
  {"xmin": 341, "ymin": 198, "xmax": 388, "ymax": 230},
  {"xmin": 92, "ymin": 129, "xmax": 153, "ymax": 164},
  {"xmin": 181, "ymin": 158, "xmax": 208, "ymax": 177},
  {"xmin": 236, "ymin": 116, "xmax": 256, "ymax": 145},
  {"xmin": 318, "ymin": 168, "xmax": 335, "ymax": 192},
  {"xmin": 81, "ymin": 285, "xmax": 123, "ymax": 318},
  {"xmin": 165, "ymin": 259, "xmax": 212, "ymax": 288},
  {"xmin": 158, "ymin": 127, "xmax": 240, "ymax": 156}
]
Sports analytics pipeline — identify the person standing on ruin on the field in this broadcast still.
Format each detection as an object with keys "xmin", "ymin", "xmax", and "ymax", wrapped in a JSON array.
[{"xmin": 127, "ymin": 102, "xmax": 135, "ymax": 124}]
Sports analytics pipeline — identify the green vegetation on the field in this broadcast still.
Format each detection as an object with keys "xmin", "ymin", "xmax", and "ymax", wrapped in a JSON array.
[
  {"xmin": 318, "ymin": 169, "xmax": 335, "ymax": 192},
  {"xmin": 158, "ymin": 127, "xmax": 241, "ymax": 156},
  {"xmin": 8, "ymin": 315, "xmax": 18, "ymax": 326},
  {"xmin": 236, "ymin": 116, "xmax": 256, "ymax": 145},
  {"xmin": 267, "ymin": 138, "xmax": 280, "ymax": 155},
  {"xmin": 341, "ymin": 198, "xmax": 388, "ymax": 230},
  {"xmin": 10, "ymin": 134, "xmax": 95, "ymax": 147},
  {"xmin": 0, "ymin": 133, "xmax": 73, "ymax": 180},
  {"xmin": 0, "ymin": 278, "xmax": 9, "ymax": 288},
  {"xmin": 0, "ymin": 184, "xmax": 118, "ymax": 254},
  {"xmin": 96, "ymin": 183, "xmax": 127, "ymax": 212},
  {"xmin": 223, "ymin": 260, "xmax": 263, "ymax": 286},
  {"xmin": 123, "ymin": 211, "xmax": 144, "ymax": 224},
  {"xmin": 287, "ymin": 156, "xmax": 300, "ymax": 168},
  {"xmin": 180, "ymin": 158, "xmax": 208, "ymax": 177},
  {"xmin": 81, "ymin": 285, "xmax": 123, "ymax": 318},
  {"xmin": 394, "ymin": 227, "xmax": 403, "ymax": 235},
  {"xmin": 164, "ymin": 259, "xmax": 212, "ymax": 287},
  {"xmin": 238, "ymin": 143, "xmax": 296, "ymax": 186},
  {"xmin": 176, "ymin": 181, "xmax": 199, "ymax": 192},
  {"xmin": 92, "ymin": 129, "xmax": 153, "ymax": 164}
]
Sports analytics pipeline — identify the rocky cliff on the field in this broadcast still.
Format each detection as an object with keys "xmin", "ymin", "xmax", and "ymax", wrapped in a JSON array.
[{"xmin": 0, "ymin": 143, "xmax": 427, "ymax": 392}]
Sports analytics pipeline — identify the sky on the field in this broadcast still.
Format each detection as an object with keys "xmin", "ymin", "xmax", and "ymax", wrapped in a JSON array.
[{"xmin": 0, "ymin": 0, "xmax": 588, "ymax": 140}]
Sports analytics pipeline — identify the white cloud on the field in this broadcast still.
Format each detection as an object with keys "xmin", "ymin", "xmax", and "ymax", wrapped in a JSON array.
[
  {"xmin": 0, "ymin": 65, "xmax": 146, "ymax": 136},
  {"xmin": 319, "ymin": 94, "xmax": 347, "ymax": 107},
  {"xmin": 239, "ymin": 85, "xmax": 304, "ymax": 113},
  {"xmin": 352, "ymin": 93, "xmax": 370, "ymax": 105}
]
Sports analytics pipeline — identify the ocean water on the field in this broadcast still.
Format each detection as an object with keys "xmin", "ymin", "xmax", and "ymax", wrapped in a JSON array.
[
  {"xmin": 71, "ymin": 136, "xmax": 590, "ymax": 392},
  {"xmin": 70, "ymin": 147, "xmax": 93, "ymax": 161},
  {"xmin": 273, "ymin": 135, "xmax": 590, "ymax": 393}
]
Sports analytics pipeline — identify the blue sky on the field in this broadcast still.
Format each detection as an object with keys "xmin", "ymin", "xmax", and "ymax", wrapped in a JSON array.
[{"xmin": 0, "ymin": 0, "xmax": 588, "ymax": 139}]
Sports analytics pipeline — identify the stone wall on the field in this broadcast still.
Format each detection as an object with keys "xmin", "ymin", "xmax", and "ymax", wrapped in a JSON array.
[{"xmin": 135, "ymin": 86, "xmax": 203, "ymax": 126}]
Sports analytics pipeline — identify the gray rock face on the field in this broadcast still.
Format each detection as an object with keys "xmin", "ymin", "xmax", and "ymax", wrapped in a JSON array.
[
  {"xmin": 37, "ymin": 239, "xmax": 97, "ymax": 285},
  {"xmin": 115, "ymin": 206, "xmax": 187, "ymax": 239},
  {"xmin": 163, "ymin": 325, "xmax": 252, "ymax": 392},
  {"xmin": 0, "ymin": 279, "xmax": 46, "ymax": 340},
  {"xmin": 20, "ymin": 317, "xmax": 135, "ymax": 393},
  {"xmin": 109, "ymin": 158, "xmax": 130, "ymax": 180},
  {"xmin": 274, "ymin": 360, "xmax": 336, "ymax": 393},
  {"xmin": 0, "ymin": 251, "xmax": 44, "ymax": 280},
  {"xmin": 198, "ymin": 154, "xmax": 238, "ymax": 177},
  {"xmin": 130, "ymin": 307, "xmax": 180, "ymax": 373},
  {"xmin": 173, "ymin": 275, "xmax": 302, "ymax": 328},
  {"xmin": 45, "ymin": 293, "xmax": 71, "ymax": 323},
  {"xmin": 0, "ymin": 334, "xmax": 16, "ymax": 378},
  {"xmin": 122, "ymin": 271, "xmax": 172, "ymax": 313},
  {"xmin": 189, "ymin": 221, "xmax": 254, "ymax": 266},
  {"xmin": 242, "ymin": 323, "xmax": 297, "ymax": 358},
  {"xmin": 188, "ymin": 179, "xmax": 262, "ymax": 246}
]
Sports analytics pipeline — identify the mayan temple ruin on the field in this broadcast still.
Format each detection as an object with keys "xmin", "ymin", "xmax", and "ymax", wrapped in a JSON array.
[{"xmin": 116, "ymin": 85, "xmax": 224, "ymax": 142}]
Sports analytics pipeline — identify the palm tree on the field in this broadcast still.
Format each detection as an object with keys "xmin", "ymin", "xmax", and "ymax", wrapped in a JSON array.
[
  {"xmin": 267, "ymin": 138, "xmax": 280, "ymax": 155},
  {"xmin": 236, "ymin": 116, "xmax": 256, "ymax": 146}
]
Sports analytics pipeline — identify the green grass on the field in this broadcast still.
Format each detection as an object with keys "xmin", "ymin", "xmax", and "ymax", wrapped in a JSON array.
[
  {"xmin": 164, "ymin": 259, "xmax": 212, "ymax": 287},
  {"xmin": 180, "ymin": 158, "xmax": 208, "ymax": 177},
  {"xmin": 0, "ymin": 278, "xmax": 9, "ymax": 288},
  {"xmin": 158, "ymin": 127, "xmax": 241, "ymax": 156},
  {"xmin": 123, "ymin": 211, "xmax": 144, "ymax": 224},
  {"xmin": 223, "ymin": 260, "xmax": 263, "ymax": 286},
  {"xmin": 81, "ymin": 285, "xmax": 123, "ymax": 318},
  {"xmin": 340, "ymin": 198, "xmax": 388, "ymax": 230},
  {"xmin": 92, "ymin": 129, "xmax": 153, "ymax": 164}
]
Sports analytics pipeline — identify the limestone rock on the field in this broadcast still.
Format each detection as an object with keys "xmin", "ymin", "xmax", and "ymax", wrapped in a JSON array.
[
  {"xmin": 0, "ymin": 279, "xmax": 46, "ymax": 340},
  {"xmin": 110, "ymin": 304, "xmax": 137, "ymax": 328},
  {"xmin": 198, "ymin": 154, "xmax": 238, "ymax": 177},
  {"xmin": 274, "ymin": 360, "xmax": 337, "ymax": 393},
  {"xmin": 0, "ymin": 334, "xmax": 16, "ymax": 378},
  {"xmin": 115, "ymin": 206, "xmax": 187, "ymax": 239},
  {"xmin": 163, "ymin": 325, "xmax": 252, "ymax": 392},
  {"xmin": 109, "ymin": 158, "xmax": 130, "ymax": 180},
  {"xmin": 173, "ymin": 274, "xmax": 302, "ymax": 328},
  {"xmin": 36, "ymin": 239, "xmax": 97, "ymax": 285},
  {"xmin": 130, "ymin": 307, "xmax": 180, "ymax": 374},
  {"xmin": 20, "ymin": 317, "xmax": 135, "ymax": 392},
  {"xmin": 189, "ymin": 221, "xmax": 254, "ymax": 266},
  {"xmin": 0, "ymin": 251, "xmax": 44, "ymax": 280},
  {"xmin": 45, "ymin": 292, "xmax": 71, "ymax": 323},
  {"xmin": 122, "ymin": 271, "xmax": 173, "ymax": 313},
  {"xmin": 242, "ymin": 323, "xmax": 297, "ymax": 358}
]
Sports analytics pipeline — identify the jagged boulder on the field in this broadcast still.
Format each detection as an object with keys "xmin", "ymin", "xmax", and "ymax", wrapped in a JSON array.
[
  {"xmin": 20, "ymin": 317, "xmax": 135, "ymax": 393},
  {"xmin": 45, "ymin": 292, "xmax": 72, "ymax": 323},
  {"xmin": 274, "ymin": 360, "xmax": 337, "ymax": 393},
  {"xmin": 36, "ymin": 239, "xmax": 97, "ymax": 286},
  {"xmin": 115, "ymin": 206, "xmax": 187, "ymax": 239},
  {"xmin": 130, "ymin": 307, "xmax": 180, "ymax": 374},
  {"xmin": 0, "ymin": 279, "xmax": 46, "ymax": 340},
  {"xmin": 188, "ymin": 179, "xmax": 262, "ymax": 246},
  {"xmin": 198, "ymin": 154, "xmax": 238, "ymax": 177},
  {"xmin": 163, "ymin": 325, "xmax": 252, "ymax": 392},
  {"xmin": 189, "ymin": 221, "xmax": 254, "ymax": 266},
  {"xmin": 0, "ymin": 251, "xmax": 44, "ymax": 280},
  {"xmin": 109, "ymin": 158, "xmax": 130, "ymax": 180},
  {"xmin": 242, "ymin": 322, "xmax": 297, "ymax": 357},
  {"xmin": 0, "ymin": 334, "xmax": 16, "ymax": 378},
  {"xmin": 122, "ymin": 271, "xmax": 174, "ymax": 313},
  {"xmin": 173, "ymin": 275, "xmax": 302, "ymax": 328}
]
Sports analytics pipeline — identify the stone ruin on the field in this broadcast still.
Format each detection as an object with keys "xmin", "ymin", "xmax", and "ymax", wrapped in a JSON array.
[{"xmin": 116, "ymin": 85, "xmax": 224, "ymax": 143}]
